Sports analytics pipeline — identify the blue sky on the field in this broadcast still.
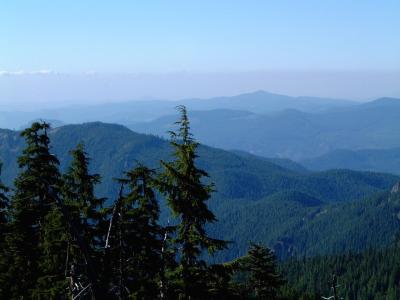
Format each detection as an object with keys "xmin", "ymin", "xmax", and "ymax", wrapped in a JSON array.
[
  {"xmin": 2, "ymin": 0, "xmax": 399, "ymax": 72},
  {"xmin": 0, "ymin": 1, "xmax": 399, "ymax": 106}
]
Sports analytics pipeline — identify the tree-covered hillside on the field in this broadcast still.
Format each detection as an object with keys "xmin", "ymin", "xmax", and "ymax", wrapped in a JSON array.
[
  {"xmin": 0, "ymin": 122, "xmax": 399, "ymax": 262},
  {"xmin": 281, "ymin": 240, "xmax": 400, "ymax": 299},
  {"xmin": 212, "ymin": 190, "xmax": 400, "ymax": 261},
  {"xmin": 303, "ymin": 147, "xmax": 400, "ymax": 175},
  {"xmin": 0, "ymin": 122, "xmax": 397, "ymax": 202}
]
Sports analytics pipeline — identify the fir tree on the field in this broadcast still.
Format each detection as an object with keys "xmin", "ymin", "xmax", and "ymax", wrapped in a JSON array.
[
  {"xmin": 0, "ymin": 162, "xmax": 10, "ymax": 298},
  {"xmin": 5, "ymin": 122, "xmax": 68, "ymax": 298},
  {"xmin": 62, "ymin": 143, "xmax": 107, "ymax": 296},
  {"xmin": 203, "ymin": 263, "xmax": 241, "ymax": 300},
  {"xmin": 108, "ymin": 165, "xmax": 163, "ymax": 299},
  {"xmin": 159, "ymin": 106, "xmax": 227, "ymax": 299},
  {"xmin": 0, "ymin": 162, "xmax": 9, "ymax": 245},
  {"xmin": 35, "ymin": 205, "xmax": 69, "ymax": 298},
  {"xmin": 240, "ymin": 243, "xmax": 284, "ymax": 300}
]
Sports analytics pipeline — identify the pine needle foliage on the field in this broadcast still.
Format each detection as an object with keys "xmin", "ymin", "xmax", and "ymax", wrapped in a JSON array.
[
  {"xmin": 239, "ymin": 243, "xmax": 285, "ymax": 300},
  {"xmin": 0, "ymin": 162, "xmax": 10, "ymax": 298},
  {"xmin": 111, "ymin": 165, "xmax": 164, "ymax": 299},
  {"xmin": 0, "ymin": 163, "xmax": 8, "ymax": 232},
  {"xmin": 159, "ymin": 105, "xmax": 227, "ymax": 299},
  {"xmin": 62, "ymin": 143, "xmax": 108, "ymax": 297},
  {"xmin": 5, "ymin": 122, "xmax": 68, "ymax": 298}
]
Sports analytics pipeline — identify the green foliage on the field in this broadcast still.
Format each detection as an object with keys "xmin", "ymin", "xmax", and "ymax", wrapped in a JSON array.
[
  {"xmin": 0, "ymin": 163, "xmax": 8, "ymax": 229},
  {"xmin": 281, "ymin": 243, "xmax": 400, "ymax": 299},
  {"xmin": 4, "ymin": 122, "xmax": 68, "ymax": 298},
  {"xmin": 0, "ymin": 162, "xmax": 9, "ymax": 247},
  {"xmin": 34, "ymin": 206, "xmax": 69, "ymax": 299},
  {"xmin": 212, "ymin": 189, "xmax": 400, "ymax": 261},
  {"xmin": 107, "ymin": 165, "xmax": 164, "ymax": 299},
  {"xmin": 63, "ymin": 143, "xmax": 106, "ymax": 249},
  {"xmin": 0, "ymin": 163, "xmax": 10, "ymax": 298},
  {"xmin": 159, "ymin": 106, "xmax": 227, "ymax": 299},
  {"xmin": 235, "ymin": 243, "xmax": 284, "ymax": 299},
  {"xmin": 62, "ymin": 143, "xmax": 108, "ymax": 297}
]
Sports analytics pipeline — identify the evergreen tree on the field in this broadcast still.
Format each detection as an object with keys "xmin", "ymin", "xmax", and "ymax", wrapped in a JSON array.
[
  {"xmin": 0, "ymin": 162, "xmax": 10, "ymax": 298},
  {"xmin": 203, "ymin": 263, "xmax": 242, "ymax": 300},
  {"xmin": 159, "ymin": 106, "xmax": 227, "ymax": 299},
  {"xmin": 0, "ymin": 163, "xmax": 8, "ymax": 237},
  {"xmin": 240, "ymin": 243, "xmax": 284, "ymax": 299},
  {"xmin": 108, "ymin": 165, "xmax": 163, "ymax": 299},
  {"xmin": 62, "ymin": 143, "xmax": 107, "ymax": 296},
  {"xmin": 5, "ymin": 122, "xmax": 68, "ymax": 298},
  {"xmin": 35, "ymin": 205, "xmax": 69, "ymax": 298}
]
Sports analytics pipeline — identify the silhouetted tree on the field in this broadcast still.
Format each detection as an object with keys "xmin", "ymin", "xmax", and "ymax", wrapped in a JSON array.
[
  {"xmin": 113, "ymin": 165, "xmax": 164, "ymax": 298},
  {"xmin": 6, "ymin": 122, "xmax": 68, "ymax": 298},
  {"xmin": 160, "ymin": 106, "xmax": 227, "ymax": 299},
  {"xmin": 62, "ymin": 143, "xmax": 107, "ymax": 298}
]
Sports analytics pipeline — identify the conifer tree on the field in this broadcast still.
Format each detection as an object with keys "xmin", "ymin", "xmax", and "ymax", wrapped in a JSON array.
[
  {"xmin": 108, "ymin": 165, "xmax": 163, "ymax": 299},
  {"xmin": 0, "ymin": 162, "xmax": 9, "ymax": 244},
  {"xmin": 240, "ymin": 243, "xmax": 284, "ymax": 299},
  {"xmin": 159, "ymin": 106, "xmax": 227, "ymax": 299},
  {"xmin": 35, "ymin": 204, "xmax": 69, "ymax": 298},
  {"xmin": 62, "ymin": 143, "xmax": 107, "ymax": 294},
  {"xmin": 6, "ymin": 122, "xmax": 68, "ymax": 298},
  {"xmin": 0, "ymin": 162, "xmax": 10, "ymax": 298}
]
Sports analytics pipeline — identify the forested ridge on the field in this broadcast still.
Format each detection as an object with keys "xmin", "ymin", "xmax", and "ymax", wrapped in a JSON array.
[
  {"xmin": 1, "ymin": 120, "xmax": 399, "ymax": 262},
  {"xmin": 212, "ymin": 188, "xmax": 400, "ymax": 261},
  {"xmin": 1, "ymin": 107, "xmax": 400, "ymax": 299}
]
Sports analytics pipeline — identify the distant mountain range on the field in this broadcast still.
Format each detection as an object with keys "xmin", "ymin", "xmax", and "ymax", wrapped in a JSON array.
[
  {"xmin": 129, "ymin": 97, "xmax": 400, "ymax": 160},
  {"xmin": 0, "ymin": 91, "xmax": 356, "ymax": 129},
  {"xmin": 6, "ymin": 90, "xmax": 400, "ymax": 164},
  {"xmin": 2, "ymin": 90, "xmax": 399, "ymax": 171},
  {"xmin": 1, "ymin": 122, "xmax": 400, "ymax": 261}
]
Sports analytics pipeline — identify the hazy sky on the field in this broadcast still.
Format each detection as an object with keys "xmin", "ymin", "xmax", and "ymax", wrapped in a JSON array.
[{"xmin": 1, "ymin": 0, "xmax": 399, "ymax": 108}]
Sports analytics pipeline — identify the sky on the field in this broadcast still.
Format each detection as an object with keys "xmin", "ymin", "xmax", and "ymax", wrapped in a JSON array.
[{"xmin": 1, "ymin": 0, "xmax": 399, "ymax": 108}]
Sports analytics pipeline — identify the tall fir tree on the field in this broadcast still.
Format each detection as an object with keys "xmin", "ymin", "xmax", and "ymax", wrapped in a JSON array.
[
  {"xmin": 62, "ymin": 143, "xmax": 107, "ymax": 296},
  {"xmin": 5, "ymin": 122, "xmax": 68, "ymax": 298},
  {"xmin": 159, "ymin": 106, "xmax": 227, "ymax": 299},
  {"xmin": 107, "ymin": 165, "xmax": 163, "ymax": 299}
]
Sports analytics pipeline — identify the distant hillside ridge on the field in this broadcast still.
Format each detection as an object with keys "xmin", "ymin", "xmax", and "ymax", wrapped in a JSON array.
[
  {"xmin": 1, "ymin": 122, "xmax": 399, "ymax": 261},
  {"xmin": 129, "ymin": 97, "xmax": 400, "ymax": 160},
  {"xmin": 0, "ymin": 122, "xmax": 396, "ymax": 203},
  {"xmin": 0, "ymin": 90, "xmax": 356, "ymax": 129},
  {"xmin": 303, "ymin": 147, "xmax": 400, "ymax": 175}
]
